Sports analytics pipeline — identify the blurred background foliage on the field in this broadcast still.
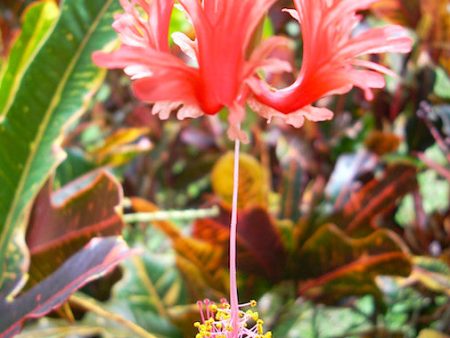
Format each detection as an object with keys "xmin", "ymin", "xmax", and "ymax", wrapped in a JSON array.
[{"xmin": 0, "ymin": 0, "xmax": 449, "ymax": 337}]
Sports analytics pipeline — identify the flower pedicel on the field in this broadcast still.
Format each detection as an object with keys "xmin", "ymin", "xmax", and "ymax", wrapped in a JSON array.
[{"xmin": 93, "ymin": 1, "xmax": 412, "ymax": 337}]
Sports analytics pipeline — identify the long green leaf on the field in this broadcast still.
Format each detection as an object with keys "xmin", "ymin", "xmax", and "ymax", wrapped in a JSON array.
[
  {"xmin": 0, "ymin": 1, "xmax": 59, "ymax": 117},
  {"xmin": 0, "ymin": 0, "xmax": 120, "ymax": 293}
]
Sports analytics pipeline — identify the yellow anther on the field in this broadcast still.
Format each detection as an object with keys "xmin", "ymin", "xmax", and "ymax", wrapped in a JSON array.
[{"xmin": 195, "ymin": 299, "xmax": 269, "ymax": 338}]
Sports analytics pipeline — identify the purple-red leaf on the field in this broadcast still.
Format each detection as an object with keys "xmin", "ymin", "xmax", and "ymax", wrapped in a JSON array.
[
  {"xmin": 194, "ymin": 206, "xmax": 287, "ymax": 281},
  {"xmin": 25, "ymin": 170, "xmax": 124, "ymax": 287},
  {"xmin": 0, "ymin": 237, "xmax": 132, "ymax": 338},
  {"xmin": 340, "ymin": 164, "xmax": 418, "ymax": 234}
]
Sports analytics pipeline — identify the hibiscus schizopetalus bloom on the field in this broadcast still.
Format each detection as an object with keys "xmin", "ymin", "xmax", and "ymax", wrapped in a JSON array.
[
  {"xmin": 93, "ymin": 1, "xmax": 412, "ymax": 337},
  {"xmin": 94, "ymin": 0, "xmax": 412, "ymax": 139}
]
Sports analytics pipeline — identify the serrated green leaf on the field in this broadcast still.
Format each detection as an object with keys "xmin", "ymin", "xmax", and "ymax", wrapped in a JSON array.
[
  {"xmin": 54, "ymin": 148, "xmax": 96, "ymax": 187},
  {"xmin": 396, "ymin": 145, "xmax": 450, "ymax": 226},
  {"xmin": 0, "ymin": 1, "xmax": 59, "ymax": 117},
  {"xmin": 102, "ymin": 254, "xmax": 186, "ymax": 338},
  {"xmin": 0, "ymin": 0, "xmax": 120, "ymax": 294},
  {"xmin": 435, "ymin": 67, "xmax": 450, "ymax": 99}
]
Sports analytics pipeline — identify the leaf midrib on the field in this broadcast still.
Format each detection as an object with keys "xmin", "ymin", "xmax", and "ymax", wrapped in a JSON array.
[
  {"xmin": 132, "ymin": 257, "xmax": 168, "ymax": 318},
  {"xmin": 0, "ymin": 0, "xmax": 114, "ymax": 269}
]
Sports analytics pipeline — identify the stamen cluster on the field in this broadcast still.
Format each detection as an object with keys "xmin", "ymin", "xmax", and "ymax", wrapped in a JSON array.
[{"xmin": 194, "ymin": 299, "xmax": 272, "ymax": 338}]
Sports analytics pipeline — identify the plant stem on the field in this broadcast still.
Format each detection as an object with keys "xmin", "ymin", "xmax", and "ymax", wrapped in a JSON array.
[
  {"xmin": 229, "ymin": 139, "xmax": 240, "ymax": 338},
  {"xmin": 122, "ymin": 206, "xmax": 220, "ymax": 223}
]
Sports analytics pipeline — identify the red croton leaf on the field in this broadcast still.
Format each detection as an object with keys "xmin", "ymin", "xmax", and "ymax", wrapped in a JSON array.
[
  {"xmin": 25, "ymin": 170, "xmax": 124, "ymax": 287},
  {"xmin": 193, "ymin": 205, "xmax": 287, "ymax": 281},
  {"xmin": 296, "ymin": 224, "xmax": 411, "ymax": 305},
  {"xmin": 420, "ymin": 0, "xmax": 450, "ymax": 72},
  {"xmin": 340, "ymin": 163, "xmax": 418, "ymax": 234},
  {"xmin": 371, "ymin": 0, "xmax": 450, "ymax": 73},
  {"xmin": 0, "ymin": 237, "xmax": 133, "ymax": 338},
  {"xmin": 371, "ymin": 0, "xmax": 421, "ymax": 28}
]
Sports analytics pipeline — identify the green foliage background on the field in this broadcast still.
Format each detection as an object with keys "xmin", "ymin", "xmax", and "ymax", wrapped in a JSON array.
[{"xmin": 0, "ymin": 0, "xmax": 449, "ymax": 337}]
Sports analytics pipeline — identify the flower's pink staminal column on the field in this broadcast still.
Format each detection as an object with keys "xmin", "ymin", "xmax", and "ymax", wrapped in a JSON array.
[{"xmin": 229, "ymin": 138, "xmax": 241, "ymax": 338}]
